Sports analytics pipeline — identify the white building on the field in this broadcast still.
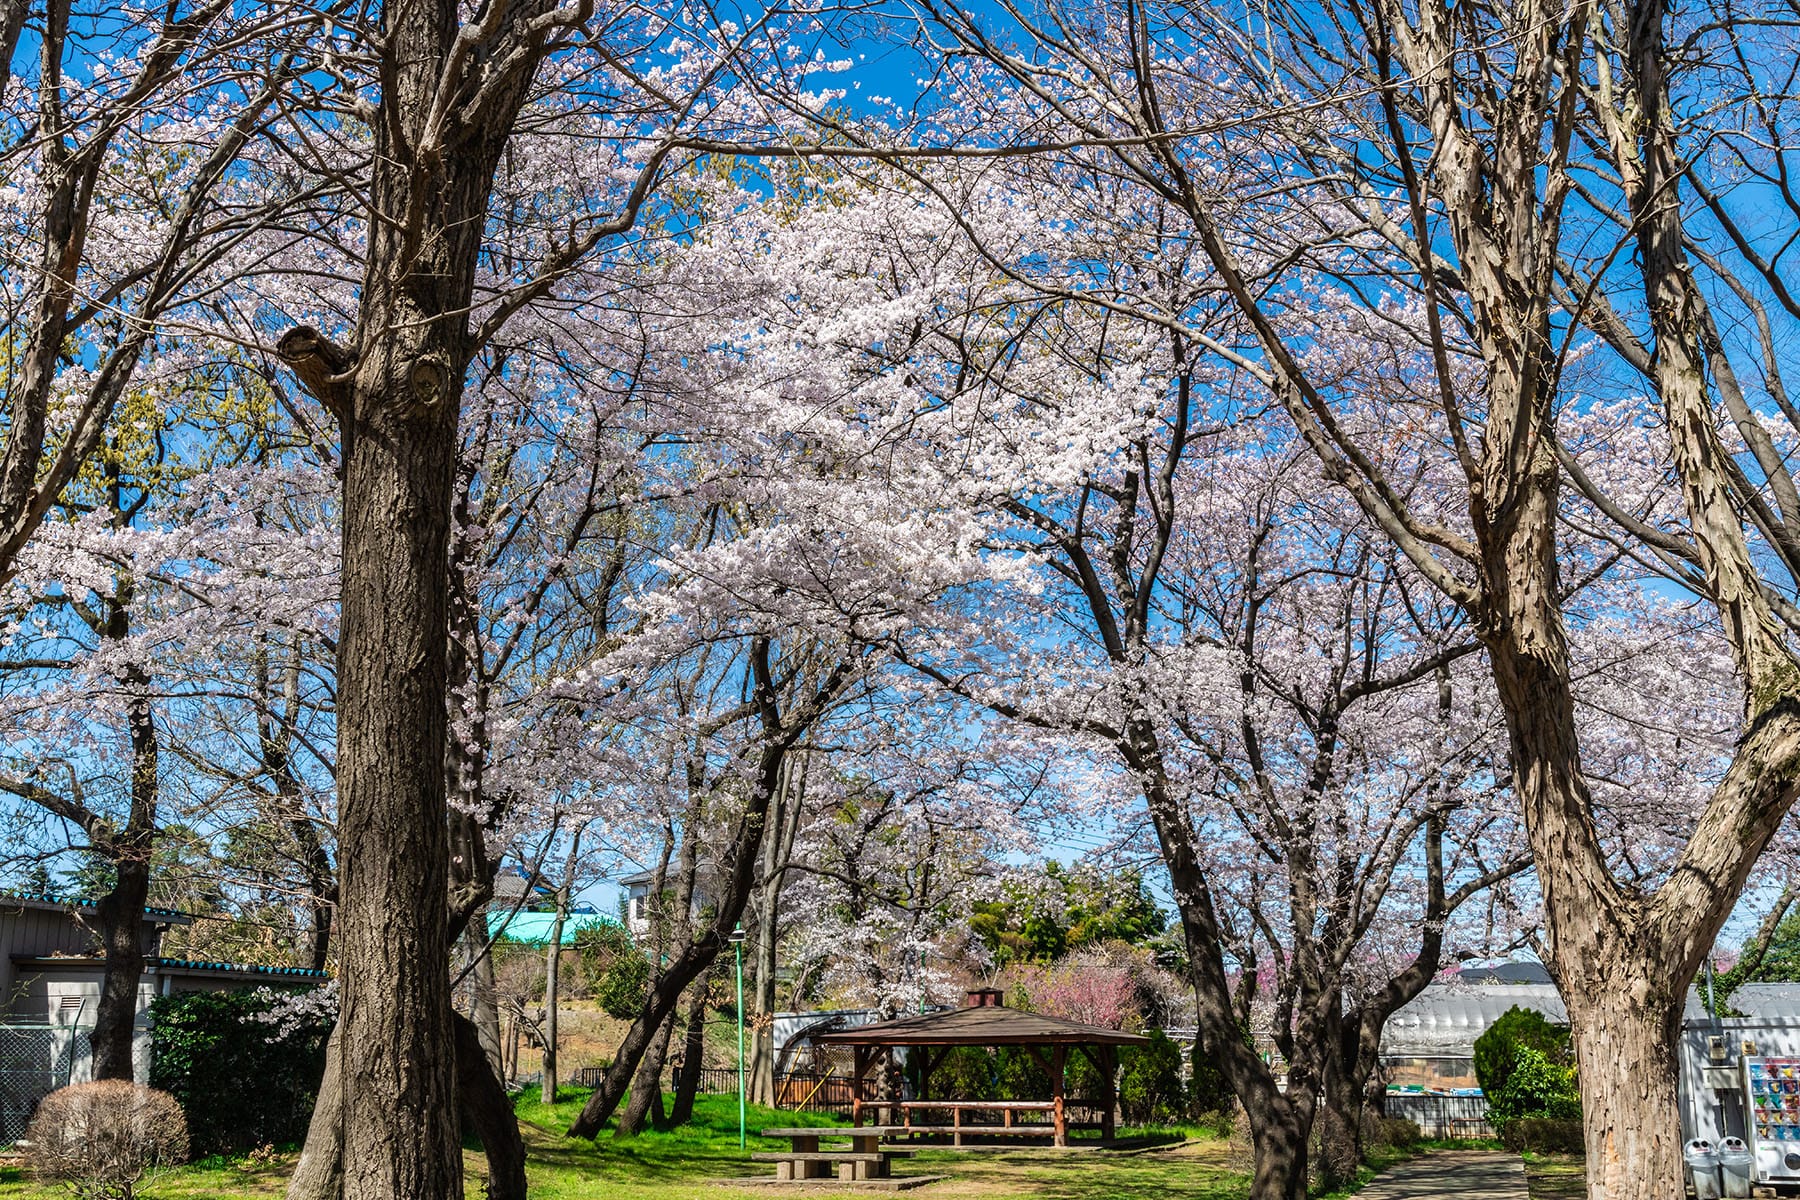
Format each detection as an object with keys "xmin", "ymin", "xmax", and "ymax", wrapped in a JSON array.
[{"xmin": 0, "ymin": 890, "xmax": 329, "ymax": 1141}]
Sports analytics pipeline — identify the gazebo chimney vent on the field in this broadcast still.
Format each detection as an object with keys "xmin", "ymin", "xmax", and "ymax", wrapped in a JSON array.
[{"xmin": 965, "ymin": 987, "xmax": 1004, "ymax": 1008}]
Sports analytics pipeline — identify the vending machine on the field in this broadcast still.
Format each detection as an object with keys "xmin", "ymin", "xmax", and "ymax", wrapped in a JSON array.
[{"xmin": 1743, "ymin": 1055, "xmax": 1800, "ymax": 1184}]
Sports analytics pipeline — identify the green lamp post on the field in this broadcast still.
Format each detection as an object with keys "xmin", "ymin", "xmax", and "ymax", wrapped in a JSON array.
[{"xmin": 731, "ymin": 923, "xmax": 748, "ymax": 1149}]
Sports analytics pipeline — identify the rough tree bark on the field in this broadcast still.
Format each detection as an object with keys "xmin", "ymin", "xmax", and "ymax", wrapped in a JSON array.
[
  {"xmin": 669, "ymin": 982, "xmax": 710, "ymax": 1125},
  {"xmin": 88, "ymin": 659, "xmax": 156, "ymax": 1083},
  {"xmin": 286, "ymin": 1014, "xmax": 525, "ymax": 1200},
  {"xmin": 277, "ymin": 0, "xmax": 583, "ymax": 1194},
  {"xmin": 615, "ymin": 1012, "xmax": 678, "ymax": 1137},
  {"xmin": 749, "ymin": 754, "xmax": 803, "ymax": 1106}
]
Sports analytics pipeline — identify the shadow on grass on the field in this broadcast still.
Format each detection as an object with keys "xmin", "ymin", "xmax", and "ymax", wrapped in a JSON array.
[{"xmin": 1520, "ymin": 1154, "xmax": 1584, "ymax": 1200}]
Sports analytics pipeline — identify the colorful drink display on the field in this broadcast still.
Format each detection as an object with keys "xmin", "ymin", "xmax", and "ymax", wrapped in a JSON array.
[{"xmin": 1749, "ymin": 1058, "xmax": 1800, "ymax": 1140}]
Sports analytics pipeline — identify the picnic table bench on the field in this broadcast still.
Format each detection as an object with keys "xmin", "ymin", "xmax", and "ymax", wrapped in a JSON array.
[{"xmin": 758, "ymin": 1126, "xmax": 914, "ymax": 1181}]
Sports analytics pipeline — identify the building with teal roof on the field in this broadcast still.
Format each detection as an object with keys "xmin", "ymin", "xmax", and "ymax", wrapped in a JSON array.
[{"xmin": 486, "ymin": 909, "xmax": 620, "ymax": 945}]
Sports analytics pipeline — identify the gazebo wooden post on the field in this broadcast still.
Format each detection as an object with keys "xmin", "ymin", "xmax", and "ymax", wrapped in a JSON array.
[
  {"xmin": 1050, "ymin": 1045, "xmax": 1068, "ymax": 1147},
  {"xmin": 885, "ymin": 1046, "xmax": 901, "ymax": 1127},
  {"xmin": 852, "ymin": 1045, "xmax": 872, "ymax": 1126},
  {"xmin": 1098, "ymin": 1045, "xmax": 1117, "ymax": 1141}
]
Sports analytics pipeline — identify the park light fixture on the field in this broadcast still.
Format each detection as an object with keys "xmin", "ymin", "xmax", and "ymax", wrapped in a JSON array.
[{"xmin": 731, "ymin": 924, "xmax": 748, "ymax": 1149}]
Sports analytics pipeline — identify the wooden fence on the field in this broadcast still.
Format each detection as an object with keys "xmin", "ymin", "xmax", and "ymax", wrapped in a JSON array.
[
  {"xmin": 562, "ymin": 1066, "xmax": 1105, "ymax": 1122},
  {"xmin": 774, "ymin": 1071, "xmax": 858, "ymax": 1115}
]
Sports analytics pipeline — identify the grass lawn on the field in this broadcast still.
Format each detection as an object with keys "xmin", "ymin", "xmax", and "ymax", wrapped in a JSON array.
[
  {"xmin": 0, "ymin": 1092, "xmax": 1248, "ymax": 1200},
  {"xmin": 1520, "ymin": 1153, "xmax": 1585, "ymax": 1200}
]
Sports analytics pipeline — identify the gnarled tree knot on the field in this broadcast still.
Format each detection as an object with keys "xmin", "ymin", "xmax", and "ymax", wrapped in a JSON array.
[{"xmin": 276, "ymin": 325, "xmax": 356, "ymax": 421}]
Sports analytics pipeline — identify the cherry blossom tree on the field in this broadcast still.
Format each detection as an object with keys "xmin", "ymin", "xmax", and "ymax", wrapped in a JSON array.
[{"xmin": 743, "ymin": 10, "xmax": 1786, "ymax": 1190}]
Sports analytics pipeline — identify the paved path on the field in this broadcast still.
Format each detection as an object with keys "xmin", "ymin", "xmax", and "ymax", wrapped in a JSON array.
[{"xmin": 1355, "ymin": 1151, "xmax": 1528, "ymax": 1200}]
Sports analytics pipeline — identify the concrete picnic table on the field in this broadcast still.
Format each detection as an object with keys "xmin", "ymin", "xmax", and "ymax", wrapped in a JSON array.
[{"xmin": 756, "ymin": 1126, "xmax": 912, "ymax": 1181}]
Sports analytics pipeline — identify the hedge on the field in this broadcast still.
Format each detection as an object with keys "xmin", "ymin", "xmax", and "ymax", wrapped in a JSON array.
[
  {"xmin": 1497, "ymin": 1117, "xmax": 1586, "ymax": 1154},
  {"xmin": 149, "ymin": 988, "xmax": 331, "ymax": 1156}
]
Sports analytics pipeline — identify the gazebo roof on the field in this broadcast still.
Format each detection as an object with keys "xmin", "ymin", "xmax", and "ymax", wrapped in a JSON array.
[{"xmin": 812, "ymin": 1001, "xmax": 1151, "ymax": 1048}]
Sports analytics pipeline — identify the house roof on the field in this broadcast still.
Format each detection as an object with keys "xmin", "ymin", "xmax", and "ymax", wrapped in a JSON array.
[
  {"xmin": 811, "ymin": 1004, "xmax": 1151, "ymax": 1048},
  {"xmin": 0, "ymin": 889, "xmax": 193, "ymax": 925},
  {"xmin": 1455, "ymin": 961, "xmax": 1554, "ymax": 984},
  {"xmin": 1727, "ymin": 983, "xmax": 1800, "ymax": 1018},
  {"xmin": 11, "ymin": 955, "xmax": 329, "ymax": 982},
  {"xmin": 492, "ymin": 871, "xmax": 556, "ymax": 902},
  {"xmin": 152, "ymin": 958, "xmax": 330, "ymax": 981},
  {"xmin": 1383, "ymin": 980, "xmax": 1712, "ymax": 1057},
  {"xmin": 618, "ymin": 861, "xmax": 722, "ymax": 890},
  {"xmin": 1382, "ymin": 983, "xmax": 1568, "ymax": 1057},
  {"xmin": 487, "ymin": 909, "xmax": 619, "ymax": 945}
]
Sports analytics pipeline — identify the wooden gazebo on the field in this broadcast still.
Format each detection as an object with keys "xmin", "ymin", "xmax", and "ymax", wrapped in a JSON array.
[{"xmin": 811, "ymin": 988, "xmax": 1150, "ymax": 1146}]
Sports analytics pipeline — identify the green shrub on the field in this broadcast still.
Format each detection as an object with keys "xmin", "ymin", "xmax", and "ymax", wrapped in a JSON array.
[
  {"xmin": 593, "ymin": 948, "xmax": 651, "ymax": 1019},
  {"xmin": 1186, "ymin": 1020, "xmax": 1249, "ymax": 1117},
  {"xmin": 1119, "ymin": 1030, "xmax": 1185, "ymax": 1123},
  {"xmin": 1377, "ymin": 1117, "xmax": 1422, "ymax": 1149},
  {"xmin": 1187, "ymin": 1038, "xmax": 1232, "ymax": 1116},
  {"xmin": 926, "ymin": 1046, "xmax": 1000, "ymax": 1100},
  {"xmin": 1473, "ymin": 1006, "xmax": 1571, "ymax": 1101},
  {"xmin": 993, "ymin": 1046, "xmax": 1049, "ymax": 1099},
  {"xmin": 149, "ymin": 988, "xmax": 330, "ymax": 1156},
  {"xmin": 1486, "ymin": 1044, "xmax": 1580, "ymax": 1123},
  {"xmin": 1497, "ymin": 1116, "xmax": 1585, "ymax": 1154}
]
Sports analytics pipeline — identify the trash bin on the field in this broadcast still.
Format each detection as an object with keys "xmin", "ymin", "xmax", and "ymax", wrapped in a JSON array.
[
  {"xmin": 1687, "ymin": 1138, "xmax": 1722, "ymax": 1200},
  {"xmin": 1717, "ymin": 1137, "xmax": 1753, "ymax": 1198}
]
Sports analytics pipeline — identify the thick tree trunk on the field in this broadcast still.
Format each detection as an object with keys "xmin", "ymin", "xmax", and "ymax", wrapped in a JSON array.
[
  {"xmin": 455, "ymin": 1011, "xmax": 527, "ymax": 1200},
  {"xmin": 616, "ymin": 1012, "xmax": 678, "ymax": 1137},
  {"xmin": 1244, "ymin": 1095, "xmax": 1311, "ymax": 1200},
  {"xmin": 310, "ymin": 5, "xmax": 532, "ymax": 1195},
  {"xmin": 278, "ymin": 0, "xmax": 565, "ymax": 1189},
  {"xmin": 287, "ymin": 1015, "xmax": 524, "ymax": 1200},
  {"xmin": 1565, "ymin": 981, "xmax": 1683, "ymax": 1200},
  {"xmin": 1313, "ymin": 1054, "xmax": 1364, "ymax": 1190},
  {"xmin": 333, "ymin": 349, "xmax": 463, "ymax": 1200},
  {"xmin": 669, "ymin": 984, "xmax": 709, "ymax": 1125}
]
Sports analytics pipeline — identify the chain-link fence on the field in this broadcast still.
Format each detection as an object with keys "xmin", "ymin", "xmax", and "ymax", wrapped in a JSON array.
[{"xmin": 0, "ymin": 1023, "xmax": 81, "ymax": 1143}]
